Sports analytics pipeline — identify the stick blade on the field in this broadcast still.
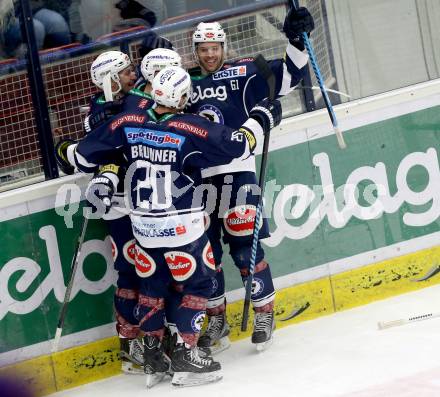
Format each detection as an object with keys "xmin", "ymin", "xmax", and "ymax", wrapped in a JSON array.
[
  {"xmin": 51, "ymin": 327, "xmax": 63, "ymax": 353},
  {"xmin": 280, "ymin": 302, "xmax": 310, "ymax": 322},
  {"xmin": 334, "ymin": 127, "xmax": 347, "ymax": 149}
]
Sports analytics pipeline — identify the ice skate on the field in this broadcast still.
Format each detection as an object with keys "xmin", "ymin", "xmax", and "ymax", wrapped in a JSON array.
[
  {"xmin": 163, "ymin": 327, "xmax": 211, "ymax": 364},
  {"xmin": 161, "ymin": 328, "xmax": 177, "ymax": 363},
  {"xmin": 197, "ymin": 312, "xmax": 230, "ymax": 355},
  {"xmin": 143, "ymin": 335, "xmax": 171, "ymax": 388},
  {"xmin": 252, "ymin": 311, "xmax": 275, "ymax": 352},
  {"xmin": 171, "ymin": 343, "xmax": 222, "ymax": 387},
  {"xmin": 119, "ymin": 337, "xmax": 144, "ymax": 374}
]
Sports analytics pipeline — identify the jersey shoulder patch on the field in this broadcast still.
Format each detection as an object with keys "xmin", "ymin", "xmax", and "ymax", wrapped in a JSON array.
[
  {"xmin": 212, "ymin": 64, "xmax": 248, "ymax": 80},
  {"xmin": 167, "ymin": 117, "xmax": 209, "ymax": 139},
  {"xmin": 129, "ymin": 87, "xmax": 152, "ymax": 99},
  {"xmin": 236, "ymin": 57, "xmax": 255, "ymax": 63},
  {"xmin": 110, "ymin": 113, "xmax": 147, "ymax": 131}
]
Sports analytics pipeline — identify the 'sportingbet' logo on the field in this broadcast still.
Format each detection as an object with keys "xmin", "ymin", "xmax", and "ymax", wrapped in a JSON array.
[{"xmin": 125, "ymin": 127, "xmax": 185, "ymax": 149}]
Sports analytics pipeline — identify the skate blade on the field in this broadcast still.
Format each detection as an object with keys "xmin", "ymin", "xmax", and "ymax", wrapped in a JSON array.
[
  {"xmin": 121, "ymin": 361, "xmax": 144, "ymax": 375},
  {"xmin": 171, "ymin": 370, "xmax": 223, "ymax": 387},
  {"xmin": 146, "ymin": 372, "xmax": 167, "ymax": 388},
  {"xmin": 210, "ymin": 336, "xmax": 231, "ymax": 356},
  {"xmin": 255, "ymin": 336, "xmax": 273, "ymax": 352}
]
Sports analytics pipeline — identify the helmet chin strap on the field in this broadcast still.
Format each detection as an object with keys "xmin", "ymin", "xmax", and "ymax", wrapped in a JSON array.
[
  {"xmin": 102, "ymin": 73, "xmax": 114, "ymax": 102},
  {"xmin": 102, "ymin": 73, "xmax": 123, "ymax": 102}
]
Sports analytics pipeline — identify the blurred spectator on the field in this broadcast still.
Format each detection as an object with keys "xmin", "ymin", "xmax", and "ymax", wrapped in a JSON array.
[
  {"xmin": 0, "ymin": 0, "xmax": 71, "ymax": 58},
  {"xmin": 184, "ymin": 0, "xmax": 258, "ymax": 14},
  {"xmin": 138, "ymin": 30, "xmax": 173, "ymax": 58},
  {"xmin": 186, "ymin": 0, "xmax": 224, "ymax": 13},
  {"xmin": 113, "ymin": 0, "xmax": 157, "ymax": 32},
  {"xmin": 136, "ymin": 0, "xmax": 165, "ymax": 23},
  {"xmin": 163, "ymin": 0, "xmax": 187, "ymax": 19},
  {"xmin": 67, "ymin": 0, "xmax": 162, "ymax": 41},
  {"xmin": 115, "ymin": 0, "xmax": 156, "ymax": 26}
]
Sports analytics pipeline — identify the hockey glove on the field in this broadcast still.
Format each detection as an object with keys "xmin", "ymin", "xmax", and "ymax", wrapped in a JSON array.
[
  {"xmin": 85, "ymin": 164, "xmax": 119, "ymax": 215},
  {"xmin": 139, "ymin": 31, "xmax": 174, "ymax": 58},
  {"xmin": 249, "ymin": 98, "xmax": 282, "ymax": 134},
  {"xmin": 84, "ymin": 99, "xmax": 124, "ymax": 133},
  {"xmin": 55, "ymin": 138, "xmax": 76, "ymax": 175},
  {"xmin": 115, "ymin": 0, "xmax": 157, "ymax": 27},
  {"xmin": 283, "ymin": 7, "xmax": 315, "ymax": 51}
]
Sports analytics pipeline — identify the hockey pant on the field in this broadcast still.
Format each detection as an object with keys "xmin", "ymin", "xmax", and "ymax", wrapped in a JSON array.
[
  {"xmin": 134, "ymin": 233, "xmax": 216, "ymax": 347},
  {"xmin": 106, "ymin": 215, "xmax": 140, "ymax": 338},
  {"xmin": 203, "ymin": 171, "xmax": 275, "ymax": 314}
]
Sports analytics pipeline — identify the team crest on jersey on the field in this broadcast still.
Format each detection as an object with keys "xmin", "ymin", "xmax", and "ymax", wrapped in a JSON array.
[
  {"xmin": 165, "ymin": 251, "xmax": 197, "ymax": 281},
  {"xmin": 213, "ymin": 66, "xmax": 247, "ymax": 80},
  {"xmin": 123, "ymin": 239, "xmax": 136, "ymax": 265},
  {"xmin": 251, "ymin": 277, "xmax": 264, "ymax": 297},
  {"xmin": 198, "ymin": 104, "xmax": 224, "ymax": 124},
  {"xmin": 191, "ymin": 311, "xmax": 206, "ymax": 332},
  {"xmin": 224, "ymin": 205, "xmax": 257, "ymax": 236},
  {"xmin": 202, "ymin": 243, "xmax": 216, "ymax": 270},
  {"xmin": 135, "ymin": 246, "xmax": 156, "ymax": 278}
]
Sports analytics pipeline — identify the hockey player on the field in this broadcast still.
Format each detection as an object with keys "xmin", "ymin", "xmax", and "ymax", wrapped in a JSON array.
[
  {"xmin": 137, "ymin": 47, "xmax": 182, "ymax": 93},
  {"xmin": 54, "ymin": 49, "xmax": 178, "ymax": 375},
  {"xmin": 82, "ymin": 48, "xmax": 182, "ymax": 135},
  {"xmin": 73, "ymin": 66, "xmax": 282, "ymax": 387},
  {"xmin": 186, "ymin": 7, "xmax": 315, "ymax": 351}
]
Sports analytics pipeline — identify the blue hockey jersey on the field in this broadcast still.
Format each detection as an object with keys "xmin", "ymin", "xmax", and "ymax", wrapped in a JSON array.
[
  {"xmin": 74, "ymin": 109, "xmax": 257, "ymax": 247},
  {"xmin": 87, "ymin": 87, "xmax": 154, "ymax": 125},
  {"xmin": 85, "ymin": 88, "xmax": 154, "ymax": 181},
  {"xmin": 187, "ymin": 43, "xmax": 308, "ymax": 177}
]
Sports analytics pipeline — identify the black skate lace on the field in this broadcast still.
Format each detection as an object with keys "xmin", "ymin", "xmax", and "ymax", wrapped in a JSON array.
[
  {"xmin": 205, "ymin": 314, "xmax": 224, "ymax": 337},
  {"xmin": 189, "ymin": 347, "xmax": 212, "ymax": 366},
  {"xmin": 254, "ymin": 312, "xmax": 273, "ymax": 333}
]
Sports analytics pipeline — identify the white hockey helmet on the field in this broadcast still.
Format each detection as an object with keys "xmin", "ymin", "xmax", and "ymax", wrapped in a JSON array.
[
  {"xmin": 90, "ymin": 50, "xmax": 132, "ymax": 101},
  {"xmin": 151, "ymin": 66, "xmax": 192, "ymax": 109},
  {"xmin": 192, "ymin": 22, "xmax": 227, "ymax": 60},
  {"xmin": 140, "ymin": 48, "xmax": 182, "ymax": 83}
]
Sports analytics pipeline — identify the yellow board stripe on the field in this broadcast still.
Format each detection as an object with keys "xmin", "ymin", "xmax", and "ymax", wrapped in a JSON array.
[
  {"xmin": 52, "ymin": 337, "xmax": 121, "ymax": 391},
  {"xmin": 332, "ymin": 245, "xmax": 440, "ymax": 311},
  {"xmin": 1, "ymin": 245, "xmax": 439, "ymax": 396}
]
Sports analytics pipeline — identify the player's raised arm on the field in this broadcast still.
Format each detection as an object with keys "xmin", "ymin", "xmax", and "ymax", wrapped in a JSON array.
[{"xmin": 268, "ymin": 6, "xmax": 315, "ymax": 97}]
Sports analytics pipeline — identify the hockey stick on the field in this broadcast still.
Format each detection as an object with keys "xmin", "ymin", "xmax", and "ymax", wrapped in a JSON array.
[
  {"xmin": 52, "ymin": 214, "xmax": 89, "ymax": 353},
  {"xmin": 378, "ymin": 311, "xmax": 440, "ymax": 330},
  {"xmin": 241, "ymin": 54, "xmax": 276, "ymax": 332},
  {"xmin": 289, "ymin": 0, "xmax": 347, "ymax": 149},
  {"xmin": 280, "ymin": 301, "xmax": 310, "ymax": 321},
  {"xmin": 411, "ymin": 265, "xmax": 440, "ymax": 282}
]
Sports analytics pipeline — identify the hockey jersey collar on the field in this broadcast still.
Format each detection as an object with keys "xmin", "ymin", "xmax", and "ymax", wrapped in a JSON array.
[
  {"xmin": 146, "ymin": 108, "xmax": 175, "ymax": 123},
  {"xmin": 95, "ymin": 88, "xmax": 152, "ymax": 104}
]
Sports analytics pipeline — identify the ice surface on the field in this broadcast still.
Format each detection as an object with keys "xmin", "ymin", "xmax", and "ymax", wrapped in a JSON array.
[{"xmin": 50, "ymin": 284, "xmax": 440, "ymax": 397}]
